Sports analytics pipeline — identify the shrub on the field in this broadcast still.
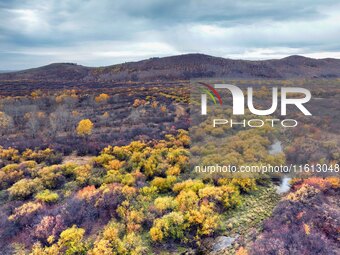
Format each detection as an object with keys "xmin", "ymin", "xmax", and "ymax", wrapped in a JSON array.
[
  {"xmin": 187, "ymin": 203, "xmax": 220, "ymax": 237},
  {"xmin": 63, "ymin": 197, "xmax": 99, "ymax": 227},
  {"xmin": 93, "ymin": 154, "xmax": 114, "ymax": 167},
  {"xmin": 61, "ymin": 163, "xmax": 78, "ymax": 178},
  {"xmin": 176, "ymin": 129, "xmax": 190, "ymax": 147},
  {"xmin": 121, "ymin": 186, "xmax": 137, "ymax": 199},
  {"xmin": 32, "ymin": 225, "xmax": 88, "ymax": 254},
  {"xmin": 74, "ymin": 164, "xmax": 92, "ymax": 186},
  {"xmin": 57, "ymin": 225, "xmax": 87, "ymax": 254},
  {"xmin": 236, "ymin": 247, "xmax": 248, "ymax": 255},
  {"xmin": 0, "ymin": 147, "xmax": 20, "ymax": 162},
  {"xmin": 72, "ymin": 184, "xmax": 126, "ymax": 222},
  {"xmin": 35, "ymin": 190, "xmax": 59, "ymax": 204},
  {"xmin": 98, "ymin": 183, "xmax": 124, "ymax": 200},
  {"xmin": 89, "ymin": 224, "xmax": 121, "ymax": 254},
  {"xmin": 140, "ymin": 186, "xmax": 158, "ymax": 197},
  {"xmin": 105, "ymin": 159, "xmax": 124, "ymax": 170},
  {"xmin": 89, "ymin": 221, "xmax": 147, "ymax": 255},
  {"xmin": 121, "ymin": 174, "xmax": 136, "ymax": 186},
  {"xmin": 120, "ymin": 233, "xmax": 147, "ymax": 255},
  {"xmin": 95, "ymin": 93, "xmax": 110, "ymax": 103},
  {"xmin": 230, "ymin": 178, "xmax": 257, "ymax": 193},
  {"xmin": 76, "ymin": 185, "xmax": 98, "ymax": 200},
  {"xmin": 198, "ymin": 185, "xmax": 241, "ymax": 209},
  {"xmin": 325, "ymin": 177, "xmax": 340, "ymax": 189},
  {"xmin": 38, "ymin": 166, "xmax": 65, "ymax": 189},
  {"xmin": 0, "ymin": 164, "xmax": 24, "ymax": 189},
  {"xmin": 22, "ymin": 148, "xmax": 62, "ymax": 165},
  {"xmin": 154, "ymin": 196, "xmax": 177, "ymax": 213},
  {"xmin": 116, "ymin": 202, "xmax": 144, "ymax": 233},
  {"xmin": 220, "ymin": 185, "xmax": 241, "ymax": 208},
  {"xmin": 102, "ymin": 145, "xmax": 131, "ymax": 161},
  {"xmin": 8, "ymin": 202, "xmax": 43, "ymax": 226},
  {"xmin": 150, "ymin": 212, "xmax": 186, "ymax": 242},
  {"xmin": 132, "ymin": 99, "xmax": 146, "ymax": 108},
  {"xmin": 45, "ymin": 152, "xmax": 63, "ymax": 165},
  {"xmin": 19, "ymin": 160, "xmax": 38, "ymax": 175},
  {"xmin": 286, "ymin": 184, "xmax": 319, "ymax": 202},
  {"xmin": 166, "ymin": 165, "xmax": 181, "ymax": 176},
  {"xmin": 104, "ymin": 170, "xmax": 123, "ymax": 184},
  {"xmin": 34, "ymin": 215, "xmax": 65, "ymax": 242},
  {"xmin": 173, "ymin": 179, "xmax": 205, "ymax": 193},
  {"xmin": 30, "ymin": 242, "xmax": 61, "ymax": 254},
  {"xmin": 151, "ymin": 176, "xmax": 176, "ymax": 192},
  {"xmin": 176, "ymin": 190, "xmax": 199, "ymax": 212},
  {"xmin": 8, "ymin": 178, "xmax": 42, "ymax": 199}
]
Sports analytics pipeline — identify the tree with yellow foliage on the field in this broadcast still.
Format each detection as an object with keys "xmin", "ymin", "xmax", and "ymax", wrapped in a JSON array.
[
  {"xmin": 150, "ymin": 212, "xmax": 185, "ymax": 242},
  {"xmin": 95, "ymin": 93, "xmax": 110, "ymax": 103},
  {"xmin": 89, "ymin": 221, "xmax": 147, "ymax": 255},
  {"xmin": 31, "ymin": 225, "xmax": 87, "ymax": 255},
  {"xmin": 303, "ymin": 223, "xmax": 311, "ymax": 235},
  {"xmin": 31, "ymin": 90, "xmax": 42, "ymax": 98},
  {"xmin": 102, "ymin": 112, "xmax": 110, "ymax": 119},
  {"xmin": 76, "ymin": 119, "xmax": 93, "ymax": 137}
]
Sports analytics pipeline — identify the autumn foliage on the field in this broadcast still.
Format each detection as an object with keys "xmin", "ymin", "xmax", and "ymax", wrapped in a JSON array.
[{"xmin": 76, "ymin": 119, "xmax": 94, "ymax": 137}]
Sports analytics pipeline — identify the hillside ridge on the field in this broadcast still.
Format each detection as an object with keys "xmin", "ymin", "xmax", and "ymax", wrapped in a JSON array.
[{"xmin": 1, "ymin": 53, "xmax": 340, "ymax": 82}]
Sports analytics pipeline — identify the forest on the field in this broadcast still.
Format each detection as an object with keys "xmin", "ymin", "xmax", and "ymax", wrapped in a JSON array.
[{"xmin": 0, "ymin": 78, "xmax": 339, "ymax": 255}]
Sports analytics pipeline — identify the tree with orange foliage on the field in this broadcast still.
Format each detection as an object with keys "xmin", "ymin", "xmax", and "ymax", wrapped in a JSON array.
[
  {"xmin": 236, "ymin": 247, "xmax": 248, "ymax": 255},
  {"xmin": 160, "ymin": 105, "xmax": 167, "ymax": 113},
  {"xmin": 151, "ymin": 101, "xmax": 159, "ymax": 109},
  {"xmin": 133, "ymin": 99, "xmax": 146, "ymax": 108},
  {"xmin": 95, "ymin": 93, "xmax": 110, "ymax": 103}
]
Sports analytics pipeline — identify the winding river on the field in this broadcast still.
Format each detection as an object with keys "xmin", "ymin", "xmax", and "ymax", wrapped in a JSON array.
[{"xmin": 268, "ymin": 140, "xmax": 292, "ymax": 194}]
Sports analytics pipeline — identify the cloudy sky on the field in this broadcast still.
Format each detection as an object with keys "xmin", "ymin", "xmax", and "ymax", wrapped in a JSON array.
[{"xmin": 1, "ymin": 0, "xmax": 340, "ymax": 69}]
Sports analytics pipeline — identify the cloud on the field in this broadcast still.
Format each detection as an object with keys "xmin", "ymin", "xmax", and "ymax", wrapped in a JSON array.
[{"xmin": 0, "ymin": 0, "xmax": 340, "ymax": 69}]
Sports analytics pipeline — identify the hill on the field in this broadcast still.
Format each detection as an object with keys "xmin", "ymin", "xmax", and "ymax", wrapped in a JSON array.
[{"xmin": 1, "ymin": 54, "xmax": 340, "ymax": 82}]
